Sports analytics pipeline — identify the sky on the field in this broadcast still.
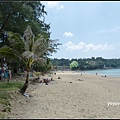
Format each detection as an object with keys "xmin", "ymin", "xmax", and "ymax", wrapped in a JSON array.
[{"xmin": 41, "ymin": 1, "xmax": 120, "ymax": 59}]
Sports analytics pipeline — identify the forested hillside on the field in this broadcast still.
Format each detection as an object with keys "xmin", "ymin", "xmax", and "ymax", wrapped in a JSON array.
[{"xmin": 50, "ymin": 57, "xmax": 120, "ymax": 70}]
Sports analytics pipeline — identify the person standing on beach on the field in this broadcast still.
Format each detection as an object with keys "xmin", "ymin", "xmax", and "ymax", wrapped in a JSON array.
[
  {"xmin": 1, "ymin": 67, "xmax": 5, "ymax": 80},
  {"xmin": 8, "ymin": 68, "xmax": 12, "ymax": 81},
  {"xmin": 4, "ymin": 68, "xmax": 7, "ymax": 79}
]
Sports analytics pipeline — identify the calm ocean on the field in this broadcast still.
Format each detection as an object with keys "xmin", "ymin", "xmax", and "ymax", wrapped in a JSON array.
[{"xmin": 82, "ymin": 69, "xmax": 120, "ymax": 77}]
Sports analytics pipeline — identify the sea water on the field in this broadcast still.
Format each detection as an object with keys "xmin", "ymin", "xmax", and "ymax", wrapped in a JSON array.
[{"xmin": 82, "ymin": 69, "xmax": 120, "ymax": 77}]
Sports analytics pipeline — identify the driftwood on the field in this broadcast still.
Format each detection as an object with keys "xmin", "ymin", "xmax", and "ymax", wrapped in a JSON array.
[{"xmin": 77, "ymin": 79, "xmax": 83, "ymax": 81}]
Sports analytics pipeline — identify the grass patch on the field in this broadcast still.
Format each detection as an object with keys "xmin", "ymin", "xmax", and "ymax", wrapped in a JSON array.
[
  {"xmin": 0, "ymin": 91, "xmax": 11, "ymax": 118},
  {"xmin": 0, "ymin": 112, "xmax": 5, "ymax": 119},
  {"xmin": 0, "ymin": 81, "xmax": 24, "ymax": 104},
  {"xmin": 0, "ymin": 91, "xmax": 10, "ymax": 101},
  {"xmin": 0, "ymin": 81, "xmax": 24, "ymax": 118},
  {"xmin": 0, "ymin": 81, "xmax": 24, "ymax": 91}
]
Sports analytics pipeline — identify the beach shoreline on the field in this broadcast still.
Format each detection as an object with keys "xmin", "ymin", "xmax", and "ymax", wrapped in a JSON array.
[{"xmin": 7, "ymin": 70, "xmax": 120, "ymax": 119}]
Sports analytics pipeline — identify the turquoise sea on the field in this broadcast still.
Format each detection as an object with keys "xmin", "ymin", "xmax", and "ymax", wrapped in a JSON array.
[{"xmin": 82, "ymin": 68, "xmax": 120, "ymax": 77}]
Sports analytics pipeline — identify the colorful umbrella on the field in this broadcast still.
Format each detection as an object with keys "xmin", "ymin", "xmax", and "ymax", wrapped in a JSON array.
[{"xmin": 70, "ymin": 61, "xmax": 78, "ymax": 69}]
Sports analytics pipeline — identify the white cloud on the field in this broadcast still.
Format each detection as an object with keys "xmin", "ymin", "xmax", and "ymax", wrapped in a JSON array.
[
  {"xmin": 64, "ymin": 41, "xmax": 114, "ymax": 52},
  {"xmin": 41, "ymin": 1, "xmax": 64, "ymax": 9},
  {"xmin": 63, "ymin": 32, "xmax": 73, "ymax": 37}
]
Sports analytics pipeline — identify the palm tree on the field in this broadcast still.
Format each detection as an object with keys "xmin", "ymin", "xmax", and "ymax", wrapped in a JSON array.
[{"xmin": 0, "ymin": 25, "xmax": 60, "ymax": 94}]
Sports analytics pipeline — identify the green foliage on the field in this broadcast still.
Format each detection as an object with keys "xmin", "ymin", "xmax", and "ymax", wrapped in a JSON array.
[
  {"xmin": 0, "ymin": 1, "xmax": 61, "ymax": 74},
  {"xmin": 51, "ymin": 57, "xmax": 120, "ymax": 70},
  {"xmin": 0, "ymin": 24, "xmax": 61, "ymax": 94},
  {"xmin": 0, "ymin": 25, "xmax": 60, "ymax": 69},
  {"xmin": 51, "ymin": 58, "xmax": 70, "ymax": 66},
  {"xmin": 0, "ymin": 1, "xmax": 49, "ymax": 36},
  {"xmin": 32, "ymin": 58, "xmax": 53, "ymax": 73}
]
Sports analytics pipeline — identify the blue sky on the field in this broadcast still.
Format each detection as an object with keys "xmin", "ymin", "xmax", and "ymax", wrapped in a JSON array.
[{"xmin": 41, "ymin": 1, "xmax": 120, "ymax": 59}]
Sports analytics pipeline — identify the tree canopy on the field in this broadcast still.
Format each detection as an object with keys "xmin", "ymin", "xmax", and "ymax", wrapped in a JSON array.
[
  {"xmin": 0, "ymin": 1, "xmax": 50, "ymax": 36},
  {"xmin": 51, "ymin": 57, "xmax": 120, "ymax": 70},
  {"xmin": 0, "ymin": 25, "xmax": 60, "ymax": 94},
  {"xmin": 0, "ymin": 1, "xmax": 61, "ymax": 59},
  {"xmin": 0, "ymin": 1, "xmax": 62, "ymax": 94}
]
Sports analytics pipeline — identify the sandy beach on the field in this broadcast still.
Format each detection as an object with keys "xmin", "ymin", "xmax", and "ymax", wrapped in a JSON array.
[{"xmin": 7, "ymin": 70, "xmax": 120, "ymax": 119}]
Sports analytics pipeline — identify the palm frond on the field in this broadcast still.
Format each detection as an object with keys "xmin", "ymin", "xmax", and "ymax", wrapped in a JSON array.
[
  {"xmin": 8, "ymin": 31, "xmax": 25, "ymax": 53},
  {"xmin": 22, "ymin": 51, "xmax": 34, "ymax": 59},
  {"xmin": 0, "ymin": 47, "xmax": 16, "ymax": 58},
  {"xmin": 23, "ymin": 25, "xmax": 35, "ymax": 51},
  {"xmin": 32, "ymin": 57, "xmax": 46, "ymax": 64}
]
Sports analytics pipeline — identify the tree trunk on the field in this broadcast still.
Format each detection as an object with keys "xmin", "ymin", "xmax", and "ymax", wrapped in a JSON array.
[{"xmin": 20, "ymin": 70, "xmax": 29, "ymax": 95}]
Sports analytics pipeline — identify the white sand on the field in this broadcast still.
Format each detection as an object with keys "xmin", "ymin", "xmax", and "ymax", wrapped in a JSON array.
[{"xmin": 7, "ymin": 70, "xmax": 120, "ymax": 119}]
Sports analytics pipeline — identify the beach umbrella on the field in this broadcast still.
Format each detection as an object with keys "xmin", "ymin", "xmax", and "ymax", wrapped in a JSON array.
[{"xmin": 70, "ymin": 61, "xmax": 78, "ymax": 69}]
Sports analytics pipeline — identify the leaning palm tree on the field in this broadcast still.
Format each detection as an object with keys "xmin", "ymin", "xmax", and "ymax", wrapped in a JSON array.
[{"xmin": 0, "ymin": 25, "xmax": 60, "ymax": 94}]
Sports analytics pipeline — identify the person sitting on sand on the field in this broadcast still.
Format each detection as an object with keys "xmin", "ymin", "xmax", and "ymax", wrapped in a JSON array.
[{"xmin": 43, "ymin": 78, "xmax": 50, "ymax": 85}]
